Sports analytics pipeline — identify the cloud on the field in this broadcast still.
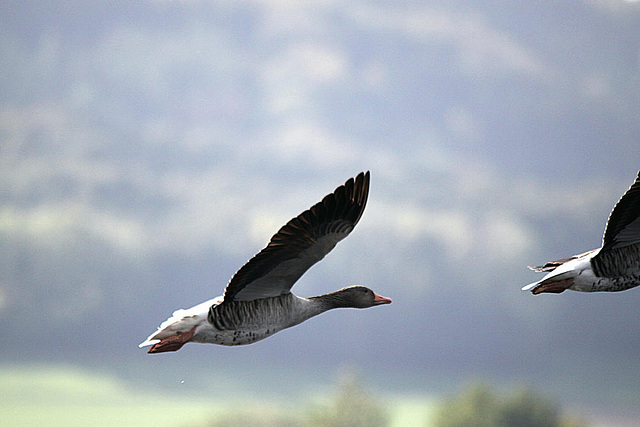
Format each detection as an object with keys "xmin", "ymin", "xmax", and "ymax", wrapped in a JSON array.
[
  {"xmin": 481, "ymin": 210, "xmax": 536, "ymax": 261},
  {"xmin": 265, "ymin": 119, "xmax": 359, "ymax": 168},
  {"xmin": 376, "ymin": 201, "xmax": 473, "ymax": 258},
  {"xmin": 347, "ymin": 4, "xmax": 549, "ymax": 78},
  {"xmin": 0, "ymin": 284, "xmax": 8, "ymax": 313},
  {"xmin": 256, "ymin": 0, "xmax": 341, "ymax": 37},
  {"xmin": 444, "ymin": 106, "xmax": 484, "ymax": 143},
  {"xmin": 260, "ymin": 42, "xmax": 349, "ymax": 115},
  {"xmin": 587, "ymin": 0, "xmax": 640, "ymax": 14}
]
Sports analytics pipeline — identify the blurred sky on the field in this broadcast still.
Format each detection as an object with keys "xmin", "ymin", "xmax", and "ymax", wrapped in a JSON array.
[{"xmin": 2, "ymin": 0, "xmax": 640, "ymax": 421}]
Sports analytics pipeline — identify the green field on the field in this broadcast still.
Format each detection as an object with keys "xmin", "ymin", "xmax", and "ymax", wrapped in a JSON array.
[
  {"xmin": 1, "ymin": 365, "xmax": 218, "ymax": 426},
  {"xmin": 0, "ymin": 365, "xmax": 435, "ymax": 427}
]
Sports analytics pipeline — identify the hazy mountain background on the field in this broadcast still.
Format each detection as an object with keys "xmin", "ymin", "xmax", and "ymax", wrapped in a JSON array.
[{"xmin": 2, "ymin": 1, "xmax": 640, "ymax": 425}]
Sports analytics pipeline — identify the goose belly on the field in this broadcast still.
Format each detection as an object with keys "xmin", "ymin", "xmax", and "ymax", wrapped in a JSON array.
[{"xmin": 193, "ymin": 324, "xmax": 285, "ymax": 346}]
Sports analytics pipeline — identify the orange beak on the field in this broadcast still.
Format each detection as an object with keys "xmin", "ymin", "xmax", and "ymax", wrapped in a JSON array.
[{"xmin": 373, "ymin": 293, "xmax": 392, "ymax": 305}]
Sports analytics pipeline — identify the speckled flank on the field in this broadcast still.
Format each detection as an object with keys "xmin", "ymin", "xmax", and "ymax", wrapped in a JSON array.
[
  {"xmin": 589, "ymin": 275, "xmax": 640, "ymax": 292},
  {"xmin": 196, "ymin": 294, "xmax": 321, "ymax": 346},
  {"xmin": 591, "ymin": 243, "xmax": 640, "ymax": 278}
]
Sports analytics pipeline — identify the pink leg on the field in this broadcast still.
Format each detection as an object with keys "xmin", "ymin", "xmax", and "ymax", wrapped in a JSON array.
[{"xmin": 148, "ymin": 326, "xmax": 197, "ymax": 354}]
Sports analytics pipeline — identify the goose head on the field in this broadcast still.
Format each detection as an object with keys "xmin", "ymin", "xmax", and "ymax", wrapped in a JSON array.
[{"xmin": 319, "ymin": 286, "xmax": 392, "ymax": 309}]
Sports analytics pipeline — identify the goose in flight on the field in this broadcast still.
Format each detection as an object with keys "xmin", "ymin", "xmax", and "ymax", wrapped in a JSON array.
[
  {"xmin": 140, "ymin": 172, "xmax": 391, "ymax": 353},
  {"xmin": 523, "ymin": 170, "xmax": 640, "ymax": 294}
]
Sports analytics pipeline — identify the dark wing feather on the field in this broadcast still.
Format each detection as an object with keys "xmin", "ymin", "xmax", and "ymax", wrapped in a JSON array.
[
  {"xmin": 222, "ymin": 172, "xmax": 370, "ymax": 302},
  {"xmin": 528, "ymin": 257, "xmax": 579, "ymax": 272},
  {"xmin": 528, "ymin": 249, "xmax": 598, "ymax": 272},
  {"xmin": 598, "ymin": 170, "xmax": 640, "ymax": 252}
]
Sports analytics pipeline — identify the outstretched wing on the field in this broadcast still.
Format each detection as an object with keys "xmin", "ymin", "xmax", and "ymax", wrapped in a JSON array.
[
  {"xmin": 599, "ymin": 170, "xmax": 640, "ymax": 252},
  {"xmin": 222, "ymin": 172, "xmax": 370, "ymax": 303}
]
